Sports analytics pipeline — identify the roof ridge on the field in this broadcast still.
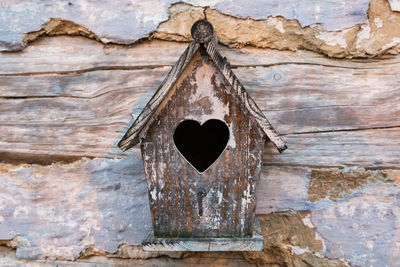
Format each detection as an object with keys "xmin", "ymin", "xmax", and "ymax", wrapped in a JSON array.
[
  {"xmin": 118, "ymin": 20, "xmax": 286, "ymax": 153},
  {"xmin": 118, "ymin": 41, "xmax": 200, "ymax": 151},
  {"xmin": 203, "ymin": 41, "xmax": 287, "ymax": 152}
]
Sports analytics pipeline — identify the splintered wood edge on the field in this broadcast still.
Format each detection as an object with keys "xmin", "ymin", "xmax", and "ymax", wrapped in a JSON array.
[{"xmin": 142, "ymin": 218, "xmax": 264, "ymax": 252}]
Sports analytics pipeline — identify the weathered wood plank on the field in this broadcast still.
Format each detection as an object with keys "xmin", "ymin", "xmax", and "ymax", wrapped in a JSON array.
[
  {"xmin": 2, "ymin": 38, "xmax": 400, "ymax": 167},
  {"xmin": 264, "ymin": 128, "xmax": 400, "ymax": 168},
  {"xmin": 256, "ymin": 166, "xmax": 310, "ymax": 214},
  {"xmin": 142, "ymin": 220, "xmax": 264, "ymax": 251},
  {"xmin": 0, "ymin": 68, "xmax": 167, "ymax": 97},
  {"xmin": 3, "ymin": 125, "xmax": 400, "ymax": 168},
  {"xmin": 0, "ymin": 38, "xmax": 184, "ymax": 75},
  {"xmin": 1, "ymin": 62, "xmax": 400, "ymax": 167},
  {"xmin": 236, "ymin": 63, "xmax": 400, "ymax": 134},
  {"xmin": 2, "ymin": 60, "xmax": 400, "ymax": 134},
  {"xmin": 3, "ymin": 37, "xmax": 399, "ymax": 75}
]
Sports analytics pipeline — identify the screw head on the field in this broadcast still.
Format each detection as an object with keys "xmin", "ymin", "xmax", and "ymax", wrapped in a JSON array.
[{"xmin": 191, "ymin": 20, "xmax": 214, "ymax": 43}]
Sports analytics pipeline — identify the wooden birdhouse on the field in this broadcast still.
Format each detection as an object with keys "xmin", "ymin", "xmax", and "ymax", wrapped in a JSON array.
[{"xmin": 118, "ymin": 20, "xmax": 286, "ymax": 251}]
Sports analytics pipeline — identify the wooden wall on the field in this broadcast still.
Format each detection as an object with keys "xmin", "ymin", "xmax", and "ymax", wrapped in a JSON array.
[{"xmin": 1, "ymin": 0, "xmax": 400, "ymax": 266}]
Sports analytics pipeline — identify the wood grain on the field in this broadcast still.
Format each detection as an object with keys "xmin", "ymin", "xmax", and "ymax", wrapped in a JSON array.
[
  {"xmin": 141, "ymin": 51, "xmax": 263, "ymax": 237},
  {"xmin": 1, "ymin": 37, "xmax": 400, "ymax": 168},
  {"xmin": 118, "ymin": 38, "xmax": 286, "ymax": 152},
  {"xmin": 3, "ymin": 37, "xmax": 400, "ymax": 75},
  {"xmin": 142, "ymin": 219, "xmax": 264, "ymax": 251},
  {"xmin": 264, "ymin": 128, "xmax": 400, "ymax": 168}
]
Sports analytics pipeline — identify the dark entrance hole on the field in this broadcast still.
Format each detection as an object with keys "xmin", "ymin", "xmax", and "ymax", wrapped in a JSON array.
[{"xmin": 173, "ymin": 119, "xmax": 229, "ymax": 173}]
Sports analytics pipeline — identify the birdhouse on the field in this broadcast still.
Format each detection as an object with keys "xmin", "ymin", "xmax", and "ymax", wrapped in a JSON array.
[{"xmin": 118, "ymin": 20, "xmax": 286, "ymax": 251}]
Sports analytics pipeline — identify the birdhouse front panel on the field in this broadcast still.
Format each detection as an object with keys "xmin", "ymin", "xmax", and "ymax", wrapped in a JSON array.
[{"xmin": 140, "ymin": 48, "xmax": 265, "ymax": 238}]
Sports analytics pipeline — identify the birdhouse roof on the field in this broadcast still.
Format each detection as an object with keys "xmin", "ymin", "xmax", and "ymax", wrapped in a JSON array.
[{"xmin": 118, "ymin": 20, "xmax": 287, "ymax": 153}]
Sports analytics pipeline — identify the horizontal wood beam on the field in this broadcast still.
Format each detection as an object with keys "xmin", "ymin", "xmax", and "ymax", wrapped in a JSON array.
[{"xmin": 1, "ymin": 38, "xmax": 400, "ymax": 168}]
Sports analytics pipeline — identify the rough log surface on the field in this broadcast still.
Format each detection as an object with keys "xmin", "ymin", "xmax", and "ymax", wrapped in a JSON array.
[
  {"xmin": 1, "ymin": 37, "xmax": 400, "ymax": 168},
  {"xmin": 1, "ymin": 159, "xmax": 398, "ymax": 265}
]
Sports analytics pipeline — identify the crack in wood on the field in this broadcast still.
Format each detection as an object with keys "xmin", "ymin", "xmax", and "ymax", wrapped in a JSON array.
[
  {"xmin": 279, "ymin": 125, "xmax": 400, "ymax": 136},
  {"xmin": 0, "ymin": 61, "xmax": 385, "ymax": 76},
  {"xmin": 0, "ymin": 65, "xmax": 169, "ymax": 76}
]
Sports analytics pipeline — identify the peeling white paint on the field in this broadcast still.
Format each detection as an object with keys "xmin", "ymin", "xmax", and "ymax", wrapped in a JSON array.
[
  {"xmin": 186, "ymin": 63, "xmax": 236, "ymax": 149},
  {"xmin": 311, "ymin": 183, "xmax": 400, "ymax": 266},
  {"xmin": 336, "ymin": 202, "xmax": 356, "ymax": 216},
  {"xmin": 241, "ymin": 183, "xmax": 253, "ymax": 210},
  {"xmin": 216, "ymin": 190, "xmax": 223, "ymax": 205}
]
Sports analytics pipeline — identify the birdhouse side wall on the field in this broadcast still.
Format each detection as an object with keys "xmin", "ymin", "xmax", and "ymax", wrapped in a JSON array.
[{"xmin": 140, "ymin": 50, "xmax": 265, "ymax": 238}]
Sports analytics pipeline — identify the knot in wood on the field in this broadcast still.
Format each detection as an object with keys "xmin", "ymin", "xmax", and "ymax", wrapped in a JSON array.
[{"xmin": 191, "ymin": 20, "xmax": 214, "ymax": 43}]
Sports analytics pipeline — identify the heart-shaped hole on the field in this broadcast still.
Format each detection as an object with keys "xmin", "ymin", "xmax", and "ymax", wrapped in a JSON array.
[{"xmin": 173, "ymin": 119, "xmax": 229, "ymax": 173}]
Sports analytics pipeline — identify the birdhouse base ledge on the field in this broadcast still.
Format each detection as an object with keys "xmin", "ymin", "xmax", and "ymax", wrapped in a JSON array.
[{"xmin": 142, "ymin": 218, "xmax": 264, "ymax": 252}]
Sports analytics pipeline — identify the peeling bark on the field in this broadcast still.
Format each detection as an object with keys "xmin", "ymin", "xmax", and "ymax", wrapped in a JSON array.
[
  {"xmin": 22, "ymin": 18, "xmax": 99, "ymax": 48},
  {"xmin": 153, "ymin": 0, "xmax": 400, "ymax": 58},
  {"xmin": 2, "ymin": 0, "xmax": 400, "ymax": 58}
]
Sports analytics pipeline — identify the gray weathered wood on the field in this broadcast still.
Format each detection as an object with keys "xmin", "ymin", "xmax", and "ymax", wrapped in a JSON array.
[
  {"xmin": 118, "ymin": 41, "xmax": 200, "ymax": 150},
  {"xmin": 142, "ymin": 218, "xmax": 264, "ymax": 251},
  {"xmin": 3, "ymin": 37, "xmax": 398, "ymax": 75},
  {"xmin": 264, "ymin": 128, "xmax": 400, "ymax": 168},
  {"xmin": 203, "ymin": 40, "xmax": 286, "ymax": 151},
  {"xmin": 119, "ymin": 39, "xmax": 285, "ymax": 152},
  {"xmin": 140, "ymin": 50, "xmax": 264, "ymax": 237}
]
